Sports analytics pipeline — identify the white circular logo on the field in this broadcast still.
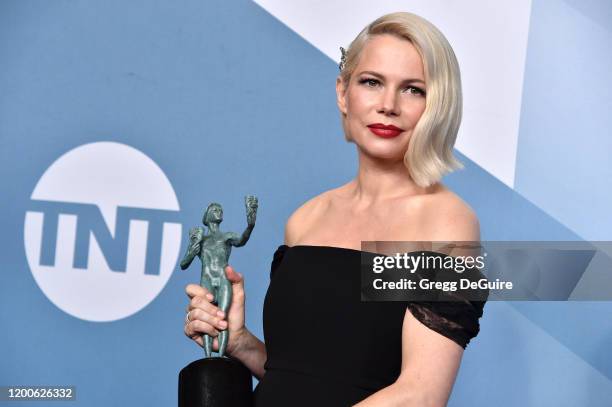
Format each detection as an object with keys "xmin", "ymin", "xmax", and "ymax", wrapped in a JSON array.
[{"xmin": 24, "ymin": 142, "xmax": 182, "ymax": 322}]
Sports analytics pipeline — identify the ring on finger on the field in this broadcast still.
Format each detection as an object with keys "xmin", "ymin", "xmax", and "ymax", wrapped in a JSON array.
[{"xmin": 185, "ymin": 310, "xmax": 192, "ymax": 324}]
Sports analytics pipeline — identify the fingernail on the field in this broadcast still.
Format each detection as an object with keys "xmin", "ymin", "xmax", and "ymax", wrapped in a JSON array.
[
  {"xmin": 219, "ymin": 320, "xmax": 227, "ymax": 328},
  {"xmin": 216, "ymin": 311, "xmax": 225, "ymax": 318},
  {"xmin": 206, "ymin": 293, "xmax": 213, "ymax": 300}
]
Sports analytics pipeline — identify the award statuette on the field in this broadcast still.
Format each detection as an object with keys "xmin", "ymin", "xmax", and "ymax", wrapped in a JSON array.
[{"xmin": 178, "ymin": 195, "xmax": 258, "ymax": 407}]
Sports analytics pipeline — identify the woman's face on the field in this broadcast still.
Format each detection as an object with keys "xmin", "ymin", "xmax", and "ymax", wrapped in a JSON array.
[{"xmin": 337, "ymin": 34, "xmax": 427, "ymax": 163}]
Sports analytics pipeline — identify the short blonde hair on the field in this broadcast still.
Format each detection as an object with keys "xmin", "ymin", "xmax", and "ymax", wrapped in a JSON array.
[{"xmin": 339, "ymin": 12, "xmax": 464, "ymax": 188}]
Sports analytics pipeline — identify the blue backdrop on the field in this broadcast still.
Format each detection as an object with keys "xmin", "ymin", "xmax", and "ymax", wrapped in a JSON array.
[{"xmin": 1, "ymin": 1, "xmax": 611, "ymax": 406}]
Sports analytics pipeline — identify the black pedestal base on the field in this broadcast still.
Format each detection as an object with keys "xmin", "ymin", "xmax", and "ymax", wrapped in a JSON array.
[{"xmin": 178, "ymin": 356, "xmax": 253, "ymax": 407}]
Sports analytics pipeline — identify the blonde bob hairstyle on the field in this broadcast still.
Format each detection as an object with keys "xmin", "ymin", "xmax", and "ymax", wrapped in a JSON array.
[{"xmin": 339, "ymin": 12, "xmax": 464, "ymax": 188}]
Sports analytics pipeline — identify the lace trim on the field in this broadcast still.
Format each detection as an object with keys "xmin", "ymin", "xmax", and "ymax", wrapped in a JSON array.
[{"xmin": 406, "ymin": 300, "xmax": 485, "ymax": 349}]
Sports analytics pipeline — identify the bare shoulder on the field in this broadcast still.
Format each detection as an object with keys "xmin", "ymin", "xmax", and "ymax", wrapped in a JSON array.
[
  {"xmin": 420, "ymin": 185, "xmax": 480, "ymax": 241},
  {"xmin": 283, "ymin": 189, "xmax": 335, "ymax": 246}
]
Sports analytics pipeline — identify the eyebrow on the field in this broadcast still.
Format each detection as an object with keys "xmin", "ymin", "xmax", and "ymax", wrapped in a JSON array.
[{"xmin": 357, "ymin": 70, "xmax": 425, "ymax": 85}]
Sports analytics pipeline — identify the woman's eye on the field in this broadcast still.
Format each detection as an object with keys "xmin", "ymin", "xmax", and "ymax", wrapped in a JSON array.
[
  {"xmin": 359, "ymin": 78, "xmax": 425, "ymax": 96},
  {"xmin": 359, "ymin": 78, "xmax": 379, "ymax": 87},
  {"xmin": 405, "ymin": 86, "xmax": 426, "ymax": 96}
]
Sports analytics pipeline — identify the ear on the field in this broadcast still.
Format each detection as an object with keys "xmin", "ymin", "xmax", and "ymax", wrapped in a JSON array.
[{"xmin": 336, "ymin": 76, "xmax": 348, "ymax": 115}]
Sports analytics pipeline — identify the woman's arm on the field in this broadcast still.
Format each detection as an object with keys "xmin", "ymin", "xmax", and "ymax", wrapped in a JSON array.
[
  {"xmin": 353, "ymin": 310, "xmax": 464, "ymax": 407},
  {"xmin": 230, "ymin": 329, "xmax": 267, "ymax": 380},
  {"xmin": 354, "ymin": 200, "xmax": 480, "ymax": 406}
]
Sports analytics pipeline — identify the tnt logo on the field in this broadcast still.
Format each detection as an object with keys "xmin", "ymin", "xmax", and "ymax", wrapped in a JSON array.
[{"xmin": 24, "ymin": 142, "xmax": 182, "ymax": 322}]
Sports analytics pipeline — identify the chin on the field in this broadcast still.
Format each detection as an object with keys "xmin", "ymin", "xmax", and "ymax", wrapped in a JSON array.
[
  {"xmin": 355, "ymin": 137, "xmax": 409, "ymax": 162},
  {"xmin": 359, "ymin": 144, "xmax": 406, "ymax": 162}
]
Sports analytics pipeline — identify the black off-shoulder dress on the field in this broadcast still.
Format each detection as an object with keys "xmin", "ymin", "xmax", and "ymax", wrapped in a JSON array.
[{"xmin": 253, "ymin": 245, "xmax": 486, "ymax": 407}]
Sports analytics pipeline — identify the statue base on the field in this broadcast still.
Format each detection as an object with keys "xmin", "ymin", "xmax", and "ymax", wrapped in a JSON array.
[{"xmin": 178, "ymin": 356, "xmax": 253, "ymax": 407}]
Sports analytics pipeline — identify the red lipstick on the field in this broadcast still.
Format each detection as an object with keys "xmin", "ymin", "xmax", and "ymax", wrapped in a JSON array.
[{"xmin": 367, "ymin": 123, "xmax": 404, "ymax": 138}]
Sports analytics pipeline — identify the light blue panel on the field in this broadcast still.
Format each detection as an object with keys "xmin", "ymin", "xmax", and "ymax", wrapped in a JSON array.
[
  {"xmin": 452, "ymin": 302, "xmax": 612, "ymax": 407},
  {"xmin": 515, "ymin": 0, "xmax": 612, "ymax": 241},
  {"xmin": 511, "ymin": 301, "xmax": 612, "ymax": 381},
  {"xmin": 447, "ymin": 150, "xmax": 612, "ymax": 386},
  {"xmin": 511, "ymin": 0, "xmax": 612, "ymax": 385},
  {"xmin": 446, "ymin": 151, "xmax": 580, "ymax": 242},
  {"xmin": 564, "ymin": 0, "xmax": 612, "ymax": 32}
]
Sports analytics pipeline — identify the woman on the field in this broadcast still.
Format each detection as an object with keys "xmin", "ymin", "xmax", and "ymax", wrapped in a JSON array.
[{"xmin": 184, "ymin": 11, "xmax": 485, "ymax": 406}]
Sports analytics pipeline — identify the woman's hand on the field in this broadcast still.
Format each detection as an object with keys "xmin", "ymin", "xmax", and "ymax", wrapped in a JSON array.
[{"xmin": 184, "ymin": 265, "xmax": 248, "ymax": 355}]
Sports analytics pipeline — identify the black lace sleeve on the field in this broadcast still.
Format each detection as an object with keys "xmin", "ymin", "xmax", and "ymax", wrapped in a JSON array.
[{"xmin": 406, "ymin": 300, "xmax": 486, "ymax": 349}]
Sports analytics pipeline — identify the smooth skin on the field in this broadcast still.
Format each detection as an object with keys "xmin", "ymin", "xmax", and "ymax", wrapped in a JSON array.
[{"xmin": 184, "ymin": 34, "xmax": 479, "ymax": 407}]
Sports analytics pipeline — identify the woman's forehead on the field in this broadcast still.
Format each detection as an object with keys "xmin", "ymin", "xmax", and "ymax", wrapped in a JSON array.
[{"xmin": 357, "ymin": 35, "xmax": 424, "ymax": 80}]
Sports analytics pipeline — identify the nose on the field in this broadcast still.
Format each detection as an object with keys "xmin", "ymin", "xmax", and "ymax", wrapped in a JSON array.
[{"xmin": 377, "ymin": 88, "xmax": 400, "ymax": 116}]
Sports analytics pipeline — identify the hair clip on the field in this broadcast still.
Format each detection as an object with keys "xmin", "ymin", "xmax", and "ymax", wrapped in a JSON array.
[{"xmin": 339, "ymin": 46, "xmax": 347, "ymax": 71}]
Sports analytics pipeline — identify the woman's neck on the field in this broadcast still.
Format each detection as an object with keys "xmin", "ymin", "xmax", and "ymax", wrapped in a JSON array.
[{"xmin": 346, "ymin": 152, "xmax": 435, "ymax": 206}]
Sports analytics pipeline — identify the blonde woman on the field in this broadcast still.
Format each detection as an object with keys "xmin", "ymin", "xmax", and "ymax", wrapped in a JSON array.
[{"xmin": 184, "ymin": 11, "xmax": 486, "ymax": 406}]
